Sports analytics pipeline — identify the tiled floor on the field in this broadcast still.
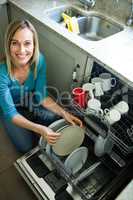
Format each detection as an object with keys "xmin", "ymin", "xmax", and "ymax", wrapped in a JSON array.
[
  {"xmin": 0, "ymin": 166, "xmax": 37, "ymax": 200},
  {"xmin": 0, "ymin": 124, "xmax": 37, "ymax": 200}
]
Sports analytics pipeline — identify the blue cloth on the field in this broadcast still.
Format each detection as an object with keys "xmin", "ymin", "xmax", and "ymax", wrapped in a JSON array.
[
  {"xmin": 0, "ymin": 53, "xmax": 60, "ymax": 153},
  {"xmin": 0, "ymin": 53, "xmax": 48, "ymax": 121}
]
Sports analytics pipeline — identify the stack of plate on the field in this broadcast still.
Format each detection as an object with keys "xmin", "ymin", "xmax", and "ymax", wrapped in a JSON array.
[{"xmin": 39, "ymin": 119, "xmax": 88, "ymax": 175}]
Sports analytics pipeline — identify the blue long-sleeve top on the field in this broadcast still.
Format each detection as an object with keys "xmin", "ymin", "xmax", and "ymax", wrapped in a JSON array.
[{"xmin": 0, "ymin": 53, "xmax": 48, "ymax": 121}]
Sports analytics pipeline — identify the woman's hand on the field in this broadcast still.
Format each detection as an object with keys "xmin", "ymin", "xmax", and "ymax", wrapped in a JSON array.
[
  {"xmin": 39, "ymin": 126, "xmax": 61, "ymax": 145},
  {"xmin": 42, "ymin": 97, "xmax": 83, "ymax": 128},
  {"xmin": 62, "ymin": 111, "xmax": 83, "ymax": 127}
]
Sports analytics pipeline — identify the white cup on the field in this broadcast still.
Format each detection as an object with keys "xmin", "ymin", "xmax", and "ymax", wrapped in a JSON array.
[
  {"xmin": 113, "ymin": 101, "xmax": 129, "ymax": 115},
  {"xmin": 82, "ymin": 83, "xmax": 95, "ymax": 99},
  {"xmin": 91, "ymin": 77, "xmax": 104, "ymax": 97},
  {"xmin": 86, "ymin": 98, "xmax": 102, "ymax": 115},
  {"xmin": 104, "ymin": 108, "xmax": 121, "ymax": 125},
  {"xmin": 99, "ymin": 73, "xmax": 116, "ymax": 92},
  {"xmin": 87, "ymin": 98, "xmax": 101, "ymax": 110}
]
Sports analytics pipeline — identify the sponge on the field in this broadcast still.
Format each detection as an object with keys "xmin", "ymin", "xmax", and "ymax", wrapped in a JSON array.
[
  {"xmin": 70, "ymin": 17, "xmax": 80, "ymax": 34},
  {"xmin": 62, "ymin": 13, "xmax": 80, "ymax": 34},
  {"xmin": 62, "ymin": 13, "xmax": 72, "ymax": 32}
]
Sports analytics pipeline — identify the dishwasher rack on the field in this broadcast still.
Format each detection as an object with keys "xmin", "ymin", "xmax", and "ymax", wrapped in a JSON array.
[
  {"xmin": 40, "ymin": 135, "xmax": 115, "ymax": 200},
  {"xmin": 110, "ymin": 110, "xmax": 133, "ymax": 155},
  {"xmin": 69, "ymin": 100, "xmax": 133, "ymax": 156}
]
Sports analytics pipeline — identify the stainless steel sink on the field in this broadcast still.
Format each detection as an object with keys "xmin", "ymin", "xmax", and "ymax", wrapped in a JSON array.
[
  {"xmin": 78, "ymin": 14, "xmax": 123, "ymax": 41},
  {"xmin": 46, "ymin": 6, "xmax": 124, "ymax": 41},
  {"xmin": 46, "ymin": 6, "xmax": 84, "ymax": 23}
]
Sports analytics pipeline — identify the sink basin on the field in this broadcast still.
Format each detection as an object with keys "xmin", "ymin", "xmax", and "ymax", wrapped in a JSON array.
[
  {"xmin": 46, "ymin": 6, "xmax": 124, "ymax": 41},
  {"xmin": 46, "ymin": 6, "xmax": 83, "ymax": 23},
  {"xmin": 78, "ymin": 14, "xmax": 123, "ymax": 41}
]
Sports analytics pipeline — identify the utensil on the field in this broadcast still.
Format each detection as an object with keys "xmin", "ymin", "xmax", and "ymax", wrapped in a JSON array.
[
  {"xmin": 64, "ymin": 146, "xmax": 88, "ymax": 175},
  {"xmin": 87, "ymin": 98, "xmax": 101, "ymax": 112},
  {"xmin": 103, "ymin": 108, "xmax": 121, "ymax": 125},
  {"xmin": 82, "ymin": 83, "xmax": 95, "ymax": 99},
  {"xmin": 39, "ymin": 119, "xmax": 69, "ymax": 150},
  {"xmin": 52, "ymin": 125, "xmax": 85, "ymax": 156},
  {"xmin": 99, "ymin": 72, "xmax": 116, "ymax": 92},
  {"xmin": 72, "ymin": 87, "xmax": 87, "ymax": 108},
  {"xmin": 113, "ymin": 101, "xmax": 129, "ymax": 115},
  {"xmin": 94, "ymin": 135, "xmax": 114, "ymax": 157},
  {"xmin": 74, "ymin": 161, "xmax": 101, "ymax": 185},
  {"xmin": 91, "ymin": 77, "xmax": 104, "ymax": 97}
]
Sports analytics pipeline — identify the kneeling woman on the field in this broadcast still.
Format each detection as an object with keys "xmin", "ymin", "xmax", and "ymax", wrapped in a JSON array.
[{"xmin": 0, "ymin": 20, "xmax": 82, "ymax": 153}]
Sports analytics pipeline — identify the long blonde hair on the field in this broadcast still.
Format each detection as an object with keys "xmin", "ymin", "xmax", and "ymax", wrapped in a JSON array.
[{"xmin": 4, "ymin": 19, "xmax": 39, "ymax": 79}]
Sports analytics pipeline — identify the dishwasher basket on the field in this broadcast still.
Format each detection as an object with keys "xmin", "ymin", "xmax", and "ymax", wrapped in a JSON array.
[{"xmin": 110, "ymin": 111, "xmax": 133, "ymax": 155}]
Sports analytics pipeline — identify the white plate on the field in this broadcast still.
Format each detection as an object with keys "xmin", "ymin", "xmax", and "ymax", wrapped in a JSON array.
[
  {"xmin": 39, "ymin": 119, "xmax": 69, "ymax": 149},
  {"xmin": 52, "ymin": 125, "xmax": 85, "ymax": 156},
  {"xmin": 64, "ymin": 146, "xmax": 88, "ymax": 175}
]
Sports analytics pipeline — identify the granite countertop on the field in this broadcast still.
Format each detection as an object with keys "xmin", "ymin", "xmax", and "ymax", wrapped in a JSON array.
[{"xmin": 8, "ymin": 0, "xmax": 133, "ymax": 87}]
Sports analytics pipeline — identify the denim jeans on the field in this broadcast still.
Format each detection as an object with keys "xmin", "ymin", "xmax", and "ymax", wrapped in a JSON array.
[{"xmin": 1, "ymin": 105, "xmax": 61, "ymax": 153}]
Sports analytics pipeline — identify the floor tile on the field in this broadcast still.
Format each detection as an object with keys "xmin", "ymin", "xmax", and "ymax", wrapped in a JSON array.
[
  {"xmin": 0, "ymin": 166, "xmax": 37, "ymax": 200},
  {"xmin": 0, "ymin": 125, "xmax": 21, "ymax": 172}
]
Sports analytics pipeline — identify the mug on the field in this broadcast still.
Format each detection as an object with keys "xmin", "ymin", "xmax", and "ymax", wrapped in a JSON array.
[
  {"xmin": 103, "ymin": 108, "xmax": 121, "ymax": 125},
  {"xmin": 99, "ymin": 73, "xmax": 116, "ymax": 92},
  {"xmin": 113, "ymin": 101, "xmax": 129, "ymax": 115},
  {"xmin": 94, "ymin": 135, "xmax": 114, "ymax": 157},
  {"xmin": 72, "ymin": 87, "xmax": 87, "ymax": 108},
  {"xmin": 91, "ymin": 77, "xmax": 104, "ymax": 97},
  {"xmin": 86, "ymin": 98, "xmax": 102, "ymax": 116},
  {"xmin": 82, "ymin": 83, "xmax": 95, "ymax": 99}
]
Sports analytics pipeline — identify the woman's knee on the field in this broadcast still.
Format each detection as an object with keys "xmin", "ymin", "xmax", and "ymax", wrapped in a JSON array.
[
  {"xmin": 7, "ymin": 129, "xmax": 34, "ymax": 153},
  {"xmin": 1, "ymin": 118, "xmax": 36, "ymax": 153},
  {"xmin": 15, "ymin": 139, "xmax": 33, "ymax": 153}
]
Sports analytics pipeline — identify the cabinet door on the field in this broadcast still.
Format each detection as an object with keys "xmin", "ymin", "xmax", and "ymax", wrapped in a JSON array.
[
  {"xmin": 38, "ymin": 31, "xmax": 88, "ymax": 93},
  {"xmin": 9, "ymin": 4, "xmax": 88, "ymax": 93},
  {"xmin": 0, "ymin": 3, "xmax": 8, "ymax": 57}
]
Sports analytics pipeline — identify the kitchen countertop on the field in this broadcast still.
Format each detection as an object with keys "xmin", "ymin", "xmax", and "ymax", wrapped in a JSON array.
[
  {"xmin": 115, "ymin": 179, "xmax": 133, "ymax": 200},
  {"xmin": 0, "ymin": 0, "xmax": 7, "ymax": 5},
  {"xmin": 8, "ymin": 0, "xmax": 133, "ymax": 87}
]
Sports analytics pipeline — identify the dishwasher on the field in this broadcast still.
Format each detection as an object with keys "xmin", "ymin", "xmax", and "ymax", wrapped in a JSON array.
[{"xmin": 14, "ymin": 61, "xmax": 133, "ymax": 200}]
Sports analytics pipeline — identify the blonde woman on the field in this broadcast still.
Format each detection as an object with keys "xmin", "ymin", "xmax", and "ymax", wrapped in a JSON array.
[{"xmin": 0, "ymin": 20, "xmax": 82, "ymax": 153}]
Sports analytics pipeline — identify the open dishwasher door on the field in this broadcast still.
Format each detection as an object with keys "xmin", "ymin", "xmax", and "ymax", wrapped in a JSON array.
[
  {"xmin": 14, "ymin": 61, "xmax": 133, "ymax": 200},
  {"xmin": 14, "ymin": 118, "xmax": 133, "ymax": 200}
]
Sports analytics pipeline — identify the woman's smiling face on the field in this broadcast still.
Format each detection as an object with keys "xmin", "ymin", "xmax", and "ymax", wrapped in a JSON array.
[{"xmin": 10, "ymin": 27, "xmax": 34, "ymax": 68}]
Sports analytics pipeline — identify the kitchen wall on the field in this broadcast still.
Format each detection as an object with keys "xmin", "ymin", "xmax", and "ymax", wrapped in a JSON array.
[
  {"xmin": 77, "ymin": 0, "xmax": 132, "ymax": 24},
  {"xmin": 96, "ymin": 0, "xmax": 131, "ymax": 24}
]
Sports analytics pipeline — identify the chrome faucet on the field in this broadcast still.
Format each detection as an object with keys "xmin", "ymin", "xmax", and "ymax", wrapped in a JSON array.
[
  {"xmin": 79, "ymin": 0, "xmax": 96, "ymax": 9},
  {"xmin": 126, "ymin": 0, "xmax": 133, "ymax": 26}
]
